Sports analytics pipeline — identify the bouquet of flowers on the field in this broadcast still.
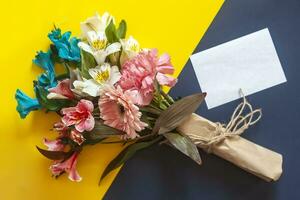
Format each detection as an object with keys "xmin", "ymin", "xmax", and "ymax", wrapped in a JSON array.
[{"xmin": 15, "ymin": 12, "xmax": 283, "ymax": 184}]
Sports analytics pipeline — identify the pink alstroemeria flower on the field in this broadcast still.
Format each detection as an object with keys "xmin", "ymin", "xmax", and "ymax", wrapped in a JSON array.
[
  {"xmin": 43, "ymin": 138, "xmax": 65, "ymax": 151},
  {"xmin": 61, "ymin": 99, "xmax": 95, "ymax": 132},
  {"xmin": 47, "ymin": 79, "xmax": 75, "ymax": 99},
  {"xmin": 50, "ymin": 152, "xmax": 82, "ymax": 182}
]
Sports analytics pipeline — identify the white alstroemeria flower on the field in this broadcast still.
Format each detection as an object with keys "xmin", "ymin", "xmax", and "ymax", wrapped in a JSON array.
[
  {"xmin": 73, "ymin": 63, "xmax": 121, "ymax": 97},
  {"xmin": 79, "ymin": 12, "xmax": 121, "ymax": 65},
  {"xmin": 121, "ymin": 36, "xmax": 140, "ymax": 57},
  {"xmin": 78, "ymin": 31, "xmax": 121, "ymax": 65},
  {"xmin": 80, "ymin": 12, "xmax": 114, "ymax": 38},
  {"xmin": 120, "ymin": 36, "xmax": 140, "ymax": 65}
]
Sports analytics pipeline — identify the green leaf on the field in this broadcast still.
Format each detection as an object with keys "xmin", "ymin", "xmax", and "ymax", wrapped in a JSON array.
[
  {"xmin": 152, "ymin": 93, "xmax": 206, "ymax": 135},
  {"xmin": 80, "ymin": 49, "xmax": 97, "ymax": 79},
  {"xmin": 85, "ymin": 121, "xmax": 125, "ymax": 142},
  {"xmin": 55, "ymin": 73, "xmax": 69, "ymax": 81},
  {"xmin": 83, "ymin": 137, "xmax": 106, "ymax": 145},
  {"xmin": 105, "ymin": 20, "xmax": 119, "ymax": 43},
  {"xmin": 140, "ymin": 106, "xmax": 161, "ymax": 116},
  {"xmin": 36, "ymin": 146, "xmax": 73, "ymax": 160},
  {"xmin": 99, "ymin": 136, "xmax": 162, "ymax": 184},
  {"xmin": 152, "ymin": 93, "xmax": 205, "ymax": 133},
  {"xmin": 116, "ymin": 20, "xmax": 127, "ymax": 39},
  {"xmin": 35, "ymin": 85, "xmax": 71, "ymax": 111},
  {"xmin": 163, "ymin": 132, "xmax": 202, "ymax": 165}
]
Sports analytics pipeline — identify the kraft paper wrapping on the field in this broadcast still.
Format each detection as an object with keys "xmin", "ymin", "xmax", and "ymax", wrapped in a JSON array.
[{"xmin": 177, "ymin": 113, "xmax": 283, "ymax": 181}]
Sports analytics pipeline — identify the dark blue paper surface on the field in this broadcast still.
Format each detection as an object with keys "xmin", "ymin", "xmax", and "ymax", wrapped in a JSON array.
[{"xmin": 104, "ymin": 0, "xmax": 300, "ymax": 199}]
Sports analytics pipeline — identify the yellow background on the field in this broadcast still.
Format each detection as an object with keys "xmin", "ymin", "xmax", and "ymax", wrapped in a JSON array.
[{"xmin": 0, "ymin": 0, "xmax": 223, "ymax": 199}]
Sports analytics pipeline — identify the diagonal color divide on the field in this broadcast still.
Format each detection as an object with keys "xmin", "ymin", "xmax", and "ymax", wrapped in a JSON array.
[{"xmin": 0, "ymin": 0, "xmax": 224, "ymax": 199}]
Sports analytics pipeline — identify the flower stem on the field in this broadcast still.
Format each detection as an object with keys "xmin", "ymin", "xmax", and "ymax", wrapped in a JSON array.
[
  {"xmin": 140, "ymin": 106, "xmax": 161, "ymax": 115},
  {"xmin": 63, "ymin": 62, "xmax": 71, "ymax": 74},
  {"xmin": 161, "ymin": 90, "xmax": 174, "ymax": 104},
  {"xmin": 162, "ymin": 99, "xmax": 170, "ymax": 107}
]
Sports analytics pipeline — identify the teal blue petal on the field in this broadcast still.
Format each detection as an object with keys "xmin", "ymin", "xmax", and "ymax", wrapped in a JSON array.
[
  {"xmin": 60, "ymin": 31, "xmax": 71, "ymax": 43},
  {"xmin": 33, "ymin": 51, "xmax": 54, "ymax": 72},
  {"xmin": 33, "ymin": 51, "xmax": 57, "ymax": 88},
  {"xmin": 48, "ymin": 28, "xmax": 62, "ymax": 43},
  {"xmin": 69, "ymin": 37, "xmax": 81, "ymax": 61},
  {"xmin": 48, "ymin": 28, "xmax": 81, "ymax": 62},
  {"xmin": 37, "ymin": 73, "xmax": 54, "ymax": 89},
  {"xmin": 15, "ymin": 89, "xmax": 41, "ymax": 118}
]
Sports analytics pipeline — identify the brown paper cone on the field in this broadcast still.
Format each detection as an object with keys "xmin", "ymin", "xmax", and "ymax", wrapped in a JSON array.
[{"xmin": 177, "ymin": 113, "xmax": 283, "ymax": 181}]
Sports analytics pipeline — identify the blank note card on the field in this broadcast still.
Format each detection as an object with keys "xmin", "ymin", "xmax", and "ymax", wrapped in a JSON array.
[{"xmin": 190, "ymin": 28, "xmax": 287, "ymax": 109}]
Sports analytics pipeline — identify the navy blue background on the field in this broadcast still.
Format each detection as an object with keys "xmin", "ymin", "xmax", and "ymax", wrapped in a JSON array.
[{"xmin": 104, "ymin": 0, "xmax": 300, "ymax": 199}]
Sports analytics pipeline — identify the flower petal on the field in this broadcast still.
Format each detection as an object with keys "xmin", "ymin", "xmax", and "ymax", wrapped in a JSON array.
[
  {"xmin": 99, "ymin": 86, "xmax": 147, "ymax": 139},
  {"xmin": 78, "ymin": 99, "xmax": 94, "ymax": 113},
  {"xmin": 125, "ymin": 89, "xmax": 153, "ymax": 106},
  {"xmin": 47, "ymin": 79, "xmax": 74, "ymax": 99},
  {"xmin": 73, "ymin": 79, "xmax": 101, "ymax": 97},
  {"xmin": 80, "ymin": 14, "xmax": 102, "ymax": 38},
  {"xmin": 47, "ymin": 92, "xmax": 69, "ymax": 99},
  {"xmin": 156, "ymin": 72, "xmax": 177, "ymax": 87},
  {"xmin": 78, "ymin": 42, "xmax": 94, "ymax": 55},
  {"xmin": 49, "ymin": 152, "xmax": 82, "ymax": 182},
  {"xmin": 157, "ymin": 53, "xmax": 170, "ymax": 65},
  {"xmin": 33, "ymin": 51, "xmax": 57, "ymax": 88},
  {"xmin": 105, "ymin": 42, "xmax": 121, "ymax": 55},
  {"xmin": 109, "ymin": 66, "xmax": 121, "ymax": 85},
  {"xmin": 78, "ymin": 113, "xmax": 95, "ymax": 132},
  {"xmin": 48, "ymin": 28, "xmax": 80, "ymax": 62},
  {"xmin": 43, "ymin": 138, "xmax": 65, "ymax": 151},
  {"xmin": 156, "ymin": 65, "xmax": 174, "ymax": 74},
  {"xmin": 68, "ymin": 155, "xmax": 82, "ymax": 182},
  {"xmin": 93, "ymin": 50, "xmax": 108, "ymax": 65},
  {"xmin": 88, "ymin": 64, "xmax": 109, "ymax": 80},
  {"xmin": 80, "ymin": 12, "xmax": 113, "ymax": 37},
  {"xmin": 70, "ymin": 130, "xmax": 86, "ymax": 145},
  {"xmin": 82, "ymin": 80, "xmax": 101, "ymax": 97},
  {"xmin": 15, "ymin": 89, "xmax": 41, "ymax": 118},
  {"xmin": 68, "ymin": 166, "xmax": 82, "ymax": 182}
]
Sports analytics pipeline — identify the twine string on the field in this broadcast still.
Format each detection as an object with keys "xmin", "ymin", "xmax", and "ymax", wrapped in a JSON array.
[{"xmin": 188, "ymin": 90, "xmax": 262, "ymax": 153}]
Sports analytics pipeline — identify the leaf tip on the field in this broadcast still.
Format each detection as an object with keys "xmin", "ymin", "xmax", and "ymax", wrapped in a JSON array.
[
  {"xmin": 196, "ymin": 158, "xmax": 202, "ymax": 165},
  {"xmin": 98, "ymin": 173, "xmax": 106, "ymax": 186},
  {"xmin": 36, "ymin": 145, "xmax": 42, "ymax": 152}
]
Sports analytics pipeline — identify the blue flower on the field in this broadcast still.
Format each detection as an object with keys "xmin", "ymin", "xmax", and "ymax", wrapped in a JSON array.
[
  {"xmin": 37, "ymin": 73, "xmax": 54, "ymax": 89},
  {"xmin": 15, "ymin": 89, "xmax": 41, "ymax": 118},
  {"xmin": 48, "ymin": 28, "xmax": 81, "ymax": 62},
  {"xmin": 33, "ymin": 50, "xmax": 57, "ymax": 88}
]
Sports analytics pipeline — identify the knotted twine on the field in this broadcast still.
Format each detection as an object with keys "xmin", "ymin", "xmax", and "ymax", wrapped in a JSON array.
[{"xmin": 187, "ymin": 90, "xmax": 262, "ymax": 153}]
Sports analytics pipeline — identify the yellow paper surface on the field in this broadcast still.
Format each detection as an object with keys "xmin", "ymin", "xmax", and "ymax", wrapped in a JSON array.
[{"xmin": 0, "ymin": 0, "xmax": 223, "ymax": 199}]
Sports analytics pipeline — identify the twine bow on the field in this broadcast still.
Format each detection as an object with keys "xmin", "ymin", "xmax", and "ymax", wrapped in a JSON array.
[{"xmin": 189, "ymin": 90, "xmax": 262, "ymax": 153}]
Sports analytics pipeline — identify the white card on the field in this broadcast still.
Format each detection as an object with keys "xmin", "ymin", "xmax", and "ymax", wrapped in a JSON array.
[{"xmin": 190, "ymin": 28, "xmax": 287, "ymax": 109}]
